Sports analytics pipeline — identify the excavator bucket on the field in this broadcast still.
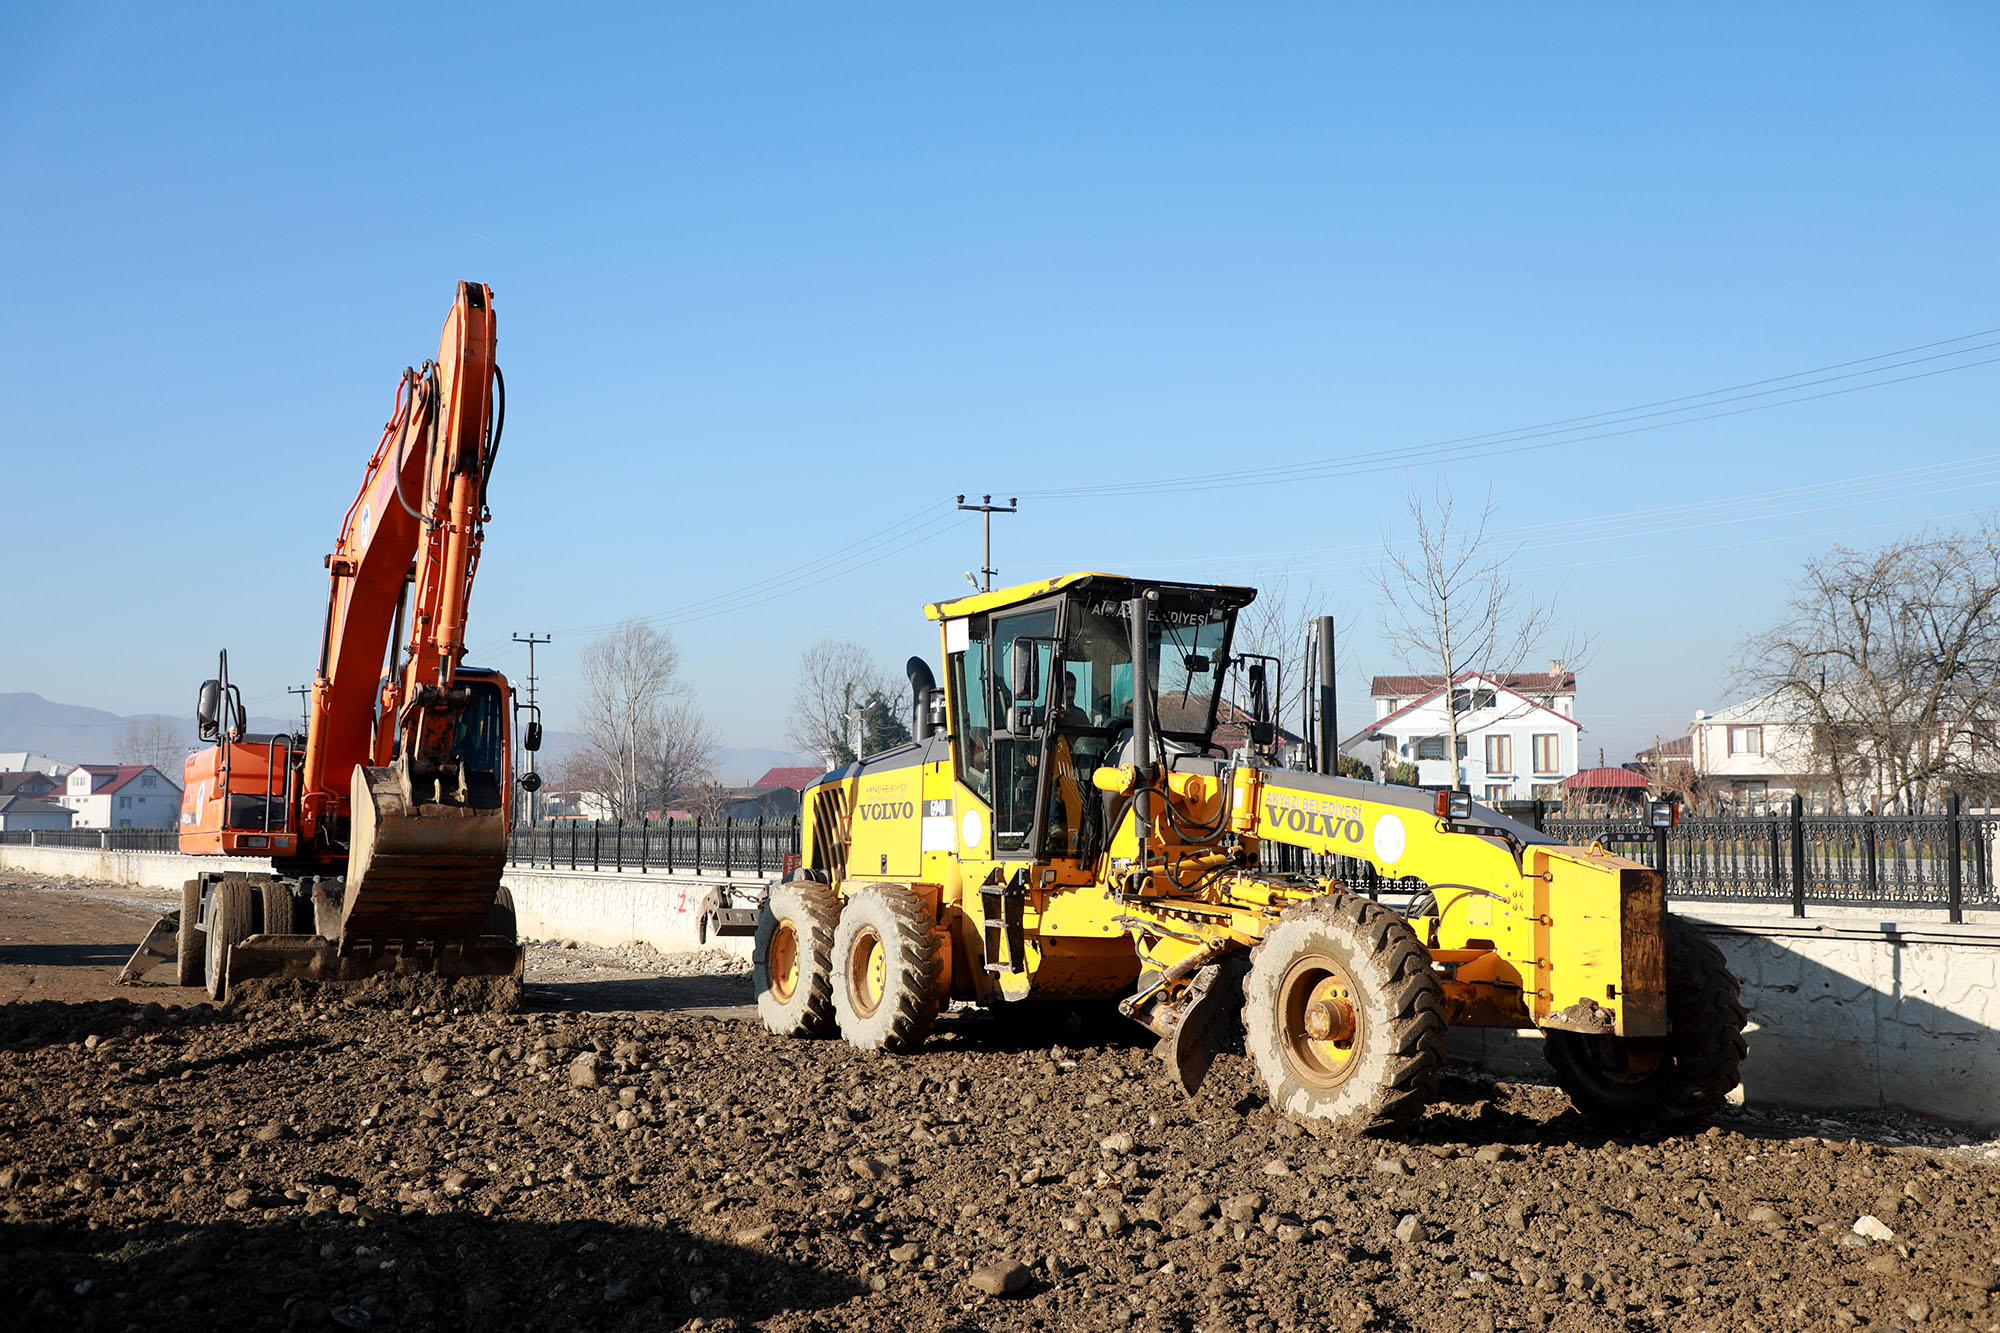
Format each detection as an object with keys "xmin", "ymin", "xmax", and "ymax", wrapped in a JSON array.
[{"xmin": 216, "ymin": 760, "xmax": 521, "ymax": 1004}]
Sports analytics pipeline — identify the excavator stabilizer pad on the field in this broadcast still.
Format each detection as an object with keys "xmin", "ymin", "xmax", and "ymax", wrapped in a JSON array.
[{"xmin": 119, "ymin": 913, "xmax": 180, "ymax": 983}]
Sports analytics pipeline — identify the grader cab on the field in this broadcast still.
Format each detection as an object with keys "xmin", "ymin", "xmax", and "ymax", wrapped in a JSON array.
[{"xmin": 755, "ymin": 572, "xmax": 1745, "ymax": 1133}]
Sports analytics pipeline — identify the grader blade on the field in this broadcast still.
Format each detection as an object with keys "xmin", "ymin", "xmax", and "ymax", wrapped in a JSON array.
[{"xmin": 1158, "ymin": 959, "xmax": 1245, "ymax": 1098}]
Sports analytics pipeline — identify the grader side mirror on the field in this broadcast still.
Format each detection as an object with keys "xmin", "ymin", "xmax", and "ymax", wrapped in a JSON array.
[
  {"xmin": 1007, "ymin": 639, "xmax": 1039, "ymax": 702},
  {"xmin": 1247, "ymin": 663, "xmax": 1275, "ymax": 746},
  {"xmin": 196, "ymin": 680, "xmax": 221, "ymax": 742}
]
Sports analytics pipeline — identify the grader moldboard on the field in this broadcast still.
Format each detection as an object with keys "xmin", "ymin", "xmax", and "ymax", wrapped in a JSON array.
[{"xmin": 753, "ymin": 572, "xmax": 1746, "ymax": 1133}]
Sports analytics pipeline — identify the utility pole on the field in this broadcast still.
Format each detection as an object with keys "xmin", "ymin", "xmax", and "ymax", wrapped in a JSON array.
[
  {"xmin": 955, "ymin": 493, "xmax": 1018, "ymax": 591},
  {"xmin": 513, "ymin": 632, "xmax": 550, "ymax": 824},
  {"xmin": 286, "ymin": 685, "xmax": 311, "ymax": 736}
]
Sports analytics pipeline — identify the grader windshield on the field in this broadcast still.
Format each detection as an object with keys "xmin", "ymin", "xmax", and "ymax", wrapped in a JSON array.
[{"xmin": 946, "ymin": 575, "xmax": 1253, "ymax": 859}]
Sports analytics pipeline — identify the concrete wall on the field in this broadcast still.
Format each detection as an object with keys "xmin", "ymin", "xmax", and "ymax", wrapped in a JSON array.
[{"xmin": 6, "ymin": 843, "xmax": 1994, "ymax": 1128}]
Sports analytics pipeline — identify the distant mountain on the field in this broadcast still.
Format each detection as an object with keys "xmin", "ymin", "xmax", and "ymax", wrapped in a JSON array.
[{"xmin": 0, "ymin": 693, "xmax": 293, "ymax": 768}]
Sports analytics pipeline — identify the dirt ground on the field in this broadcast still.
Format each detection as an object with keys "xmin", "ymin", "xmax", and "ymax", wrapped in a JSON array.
[{"xmin": 2, "ymin": 871, "xmax": 1998, "ymax": 1333}]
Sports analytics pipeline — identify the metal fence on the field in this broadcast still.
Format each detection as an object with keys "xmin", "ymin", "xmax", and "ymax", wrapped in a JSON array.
[
  {"xmin": 7, "ymin": 797, "xmax": 1993, "ymax": 922},
  {"xmin": 1538, "ymin": 793, "xmax": 1993, "ymax": 922},
  {"xmin": 0, "ymin": 828, "xmax": 180, "ymax": 851},
  {"xmin": 506, "ymin": 817, "xmax": 802, "ymax": 878}
]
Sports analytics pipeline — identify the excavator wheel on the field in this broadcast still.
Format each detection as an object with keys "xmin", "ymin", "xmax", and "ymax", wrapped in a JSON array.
[
  {"xmin": 1544, "ymin": 915, "xmax": 1747, "ymax": 1127},
  {"xmin": 1242, "ymin": 894, "xmax": 1446, "ymax": 1135},
  {"xmin": 487, "ymin": 886, "xmax": 518, "ymax": 942},
  {"xmin": 203, "ymin": 876, "xmax": 256, "ymax": 1003},
  {"xmin": 831, "ymin": 884, "xmax": 945, "ymax": 1054},
  {"xmin": 262, "ymin": 883, "xmax": 300, "ymax": 936},
  {"xmin": 754, "ymin": 880, "xmax": 841, "ymax": 1038},
  {"xmin": 176, "ymin": 879, "xmax": 204, "ymax": 989}
]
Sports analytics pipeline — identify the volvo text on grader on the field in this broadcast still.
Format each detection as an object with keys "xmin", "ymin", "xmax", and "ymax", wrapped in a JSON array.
[
  {"xmin": 158, "ymin": 283, "xmax": 536, "ymax": 1004},
  {"xmin": 753, "ymin": 572, "xmax": 1746, "ymax": 1133}
]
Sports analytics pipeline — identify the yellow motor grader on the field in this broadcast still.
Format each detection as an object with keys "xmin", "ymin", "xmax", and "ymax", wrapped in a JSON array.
[{"xmin": 753, "ymin": 572, "xmax": 1745, "ymax": 1132}]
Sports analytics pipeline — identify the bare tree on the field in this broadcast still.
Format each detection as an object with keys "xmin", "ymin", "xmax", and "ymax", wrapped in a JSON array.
[
  {"xmin": 117, "ymin": 715, "xmax": 187, "ymax": 776},
  {"xmin": 685, "ymin": 776, "xmax": 731, "ymax": 823},
  {"xmin": 1368, "ymin": 478, "xmax": 1586, "ymax": 788},
  {"xmin": 1737, "ymin": 523, "xmax": 2000, "ymax": 811},
  {"xmin": 787, "ymin": 639, "xmax": 891, "ymax": 766},
  {"xmin": 651, "ymin": 699, "xmax": 719, "ymax": 815},
  {"xmin": 1231, "ymin": 567, "xmax": 1353, "ymax": 739},
  {"xmin": 573, "ymin": 620, "xmax": 696, "ymax": 820}
]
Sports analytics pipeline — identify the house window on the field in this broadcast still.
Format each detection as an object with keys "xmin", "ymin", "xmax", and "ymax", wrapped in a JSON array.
[
  {"xmin": 1485, "ymin": 735, "xmax": 1513, "ymax": 774},
  {"xmin": 1532, "ymin": 783, "xmax": 1562, "ymax": 801},
  {"xmin": 142, "ymin": 775, "xmax": 156, "ymax": 789},
  {"xmin": 1484, "ymin": 783, "xmax": 1510, "ymax": 804},
  {"xmin": 1532, "ymin": 733, "xmax": 1559, "ymax": 775},
  {"xmin": 119, "ymin": 796, "xmax": 131, "ymax": 809},
  {"xmin": 1727, "ymin": 725, "xmax": 1763, "ymax": 757},
  {"xmin": 1415, "ymin": 736, "xmax": 1447, "ymax": 761},
  {"xmin": 1733, "ymin": 781, "xmax": 1768, "ymax": 812}
]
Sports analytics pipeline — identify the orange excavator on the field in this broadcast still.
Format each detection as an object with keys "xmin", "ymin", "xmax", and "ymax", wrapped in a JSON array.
[{"xmin": 166, "ymin": 282, "xmax": 534, "ymax": 1002}]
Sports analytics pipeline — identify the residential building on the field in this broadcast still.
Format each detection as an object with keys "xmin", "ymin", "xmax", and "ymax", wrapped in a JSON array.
[
  {"xmin": 752, "ymin": 766, "xmax": 827, "ymax": 793},
  {"xmin": 1343, "ymin": 667, "xmax": 1581, "ymax": 801},
  {"xmin": 1632, "ymin": 691, "xmax": 1828, "ymax": 814},
  {"xmin": 0, "ymin": 771, "xmax": 63, "ymax": 801},
  {"xmin": 0, "ymin": 753, "xmax": 70, "ymax": 778},
  {"xmin": 58, "ymin": 763, "xmax": 182, "ymax": 829},
  {"xmin": 0, "ymin": 795, "xmax": 75, "ymax": 832}
]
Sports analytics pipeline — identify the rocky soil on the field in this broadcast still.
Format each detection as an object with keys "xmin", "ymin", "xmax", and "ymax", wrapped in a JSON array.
[
  {"xmin": 0, "ymin": 987, "xmax": 1996, "ymax": 1333},
  {"xmin": 1, "ymin": 870, "xmax": 1997, "ymax": 1332}
]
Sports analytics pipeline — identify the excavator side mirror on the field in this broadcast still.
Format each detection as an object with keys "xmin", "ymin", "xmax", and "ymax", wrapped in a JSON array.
[
  {"xmin": 524, "ymin": 720, "xmax": 543, "ymax": 753},
  {"xmin": 1007, "ymin": 640, "xmax": 1039, "ymax": 703},
  {"xmin": 196, "ymin": 680, "xmax": 221, "ymax": 742},
  {"xmin": 520, "ymin": 771, "xmax": 543, "ymax": 793}
]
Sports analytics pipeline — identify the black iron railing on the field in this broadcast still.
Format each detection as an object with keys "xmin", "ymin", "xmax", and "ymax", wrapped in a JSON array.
[
  {"xmin": 0, "ymin": 828, "xmax": 180, "ymax": 851},
  {"xmin": 7, "ymin": 798, "xmax": 1994, "ymax": 921},
  {"xmin": 505, "ymin": 816, "xmax": 804, "ymax": 878}
]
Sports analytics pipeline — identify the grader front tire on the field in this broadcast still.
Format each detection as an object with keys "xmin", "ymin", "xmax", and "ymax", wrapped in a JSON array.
[
  {"xmin": 754, "ymin": 880, "xmax": 841, "ymax": 1038},
  {"xmin": 831, "ymin": 884, "xmax": 945, "ymax": 1054},
  {"xmin": 1544, "ymin": 914, "xmax": 1747, "ymax": 1127},
  {"xmin": 1243, "ymin": 895, "xmax": 1446, "ymax": 1134}
]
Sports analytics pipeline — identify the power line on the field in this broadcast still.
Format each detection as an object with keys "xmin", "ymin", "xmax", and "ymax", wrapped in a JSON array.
[{"xmin": 1016, "ymin": 329, "xmax": 2000, "ymax": 500}]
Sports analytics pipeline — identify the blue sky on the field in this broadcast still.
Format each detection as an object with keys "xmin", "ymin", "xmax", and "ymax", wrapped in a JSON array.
[{"xmin": 3, "ymin": 4, "xmax": 1996, "ymax": 767}]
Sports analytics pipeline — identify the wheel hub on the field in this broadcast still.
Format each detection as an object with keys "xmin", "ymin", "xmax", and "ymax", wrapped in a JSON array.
[
  {"xmin": 768, "ymin": 921, "xmax": 799, "ymax": 1002},
  {"xmin": 1276, "ymin": 957, "xmax": 1362, "ymax": 1091},
  {"xmin": 849, "ymin": 926, "xmax": 886, "ymax": 1018}
]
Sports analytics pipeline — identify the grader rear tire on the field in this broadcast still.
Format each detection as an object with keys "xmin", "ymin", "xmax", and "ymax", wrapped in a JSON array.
[
  {"xmin": 754, "ymin": 880, "xmax": 840, "ymax": 1038},
  {"xmin": 204, "ymin": 877, "xmax": 255, "ymax": 1003},
  {"xmin": 831, "ymin": 884, "xmax": 945, "ymax": 1054},
  {"xmin": 176, "ymin": 879, "xmax": 204, "ymax": 989},
  {"xmin": 1544, "ymin": 915, "xmax": 1747, "ymax": 1127},
  {"xmin": 1243, "ymin": 894, "xmax": 1446, "ymax": 1134}
]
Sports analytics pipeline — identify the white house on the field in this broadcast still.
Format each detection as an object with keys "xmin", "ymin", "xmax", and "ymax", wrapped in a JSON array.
[
  {"xmin": 1684, "ymin": 693, "xmax": 1819, "ymax": 813},
  {"xmin": 1343, "ymin": 667, "xmax": 1581, "ymax": 803},
  {"xmin": 59, "ymin": 764, "xmax": 182, "ymax": 829}
]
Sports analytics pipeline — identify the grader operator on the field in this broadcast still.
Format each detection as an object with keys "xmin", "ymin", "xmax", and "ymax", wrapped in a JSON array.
[{"xmin": 753, "ymin": 572, "xmax": 1745, "ymax": 1133}]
